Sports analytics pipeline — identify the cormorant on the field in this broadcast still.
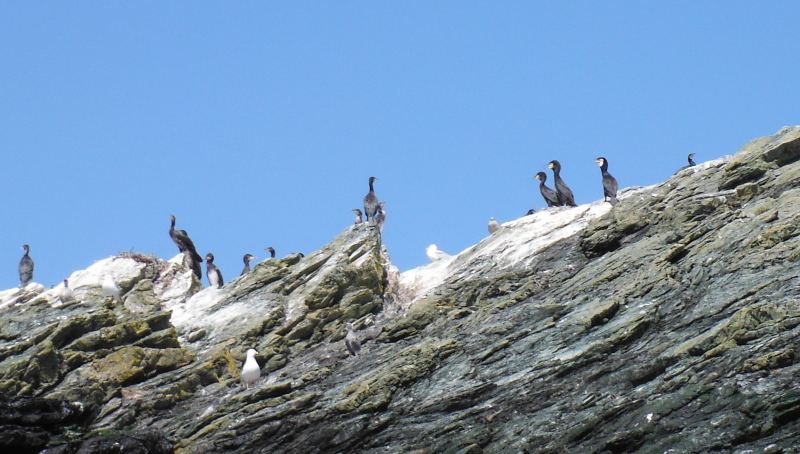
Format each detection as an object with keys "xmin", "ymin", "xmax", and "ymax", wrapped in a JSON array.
[
  {"xmin": 426, "ymin": 244, "xmax": 451, "ymax": 262},
  {"xmin": 547, "ymin": 160, "xmax": 577, "ymax": 207},
  {"xmin": 375, "ymin": 202, "xmax": 387, "ymax": 232},
  {"xmin": 265, "ymin": 247, "xmax": 276, "ymax": 258},
  {"xmin": 688, "ymin": 153, "xmax": 697, "ymax": 166},
  {"xmin": 526, "ymin": 209, "xmax": 536, "ymax": 216},
  {"xmin": 102, "ymin": 276, "xmax": 121, "ymax": 302},
  {"xmin": 18, "ymin": 245, "xmax": 34, "ymax": 288},
  {"xmin": 352, "ymin": 209, "xmax": 363, "ymax": 225},
  {"xmin": 206, "ymin": 253, "xmax": 223, "ymax": 288},
  {"xmin": 345, "ymin": 322, "xmax": 361, "ymax": 357},
  {"xmin": 169, "ymin": 215, "xmax": 202, "ymax": 262},
  {"xmin": 363, "ymin": 177, "xmax": 379, "ymax": 225},
  {"xmin": 183, "ymin": 250, "xmax": 202, "ymax": 279},
  {"xmin": 241, "ymin": 254, "xmax": 256, "ymax": 276},
  {"xmin": 533, "ymin": 172, "xmax": 560, "ymax": 207},
  {"xmin": 488, "ymin": 217, "xmax": 500, "ymax": 234},
  {"xmin": 595, "ymin": 157, "xmax": 619, "ymax": 206},
  {"xmin": 241, "ymin": 349, "xmax": 261, "ymax": 389}
]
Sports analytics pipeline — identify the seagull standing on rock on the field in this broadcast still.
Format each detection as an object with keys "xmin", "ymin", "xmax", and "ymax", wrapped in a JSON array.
[
  {"xmin": 345, "ymin": 322, "xmax": 361, "ymax": 357},
  {"xmin": 102, "ymin": 276, "xmax": 121, "ymax": 302},
  {"xmin": 488, "ymin": 217, "xmax": 500, "ymax": 234},
  {"xmin": 241, "ymin": 349, "xmax": 261, "ymax": 389},
  {"xmin": 59, "ymin": 279, "xmax": 75, "ymax": 303},
  {"xmin": 426, "ymin": 244, "xmax": 451, "ymax": 262}
]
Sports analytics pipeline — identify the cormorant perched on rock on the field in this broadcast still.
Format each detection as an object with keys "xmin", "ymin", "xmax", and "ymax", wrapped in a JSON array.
[
  {"xmin": 488, "ymin": 217, "xmax": 500, "ymax": 234},
  {"xmin": 18, "ymin": 245, "xmax": 34, "ymax": 288},
  {"xmin": 547, "ymin": 160, "xmax": 577, "ymax": 207},
  {"xmin": 675, "ymin": 153, "xmax": 698, "ymax": 174},
  {"xmin": 345, "ymin": 322, "xmax": 361, "ymax": 357},
  {"xmin": 426, "ymin": 244, "xmax": 451, "ymax": 262},
  {"xmin": 169, "ymin": 215, "xmax": 202, "ymax": 262},
  {"xmin": 102, "ymin": 276, "xmax": 121, "ymax": 302},
  {"xmin": 351, "ymin": 209, "xmax": 363, "ymax": 225},
  {"xmin": 375, "ymin": 202, "xmax": 387, "ymax": 232},
  {"xmin": 59, "ymin": 279, "xmax": 75, "ymax": 303},
  {"xmin": 183, "ymin": 250, "xmax": 202, "ymax": 280},
  {"xmin": 595, "ymin": 157, "xmax": 619, "ymax": 206},
  {"xmin": 265, "ymin": 247, "xmax": 276, "ymax": 258},
  {"xmin": 206, "ymin": 253, "xmax": 223, "ymax": 288},
  {"xmin": 241, "ymin": 349, "xmax": 261, "ymax": 389},
  {"xmin": 241, "ymin": 254, "xmax": 256, "ymax": 276},
  {"xmin": 363, "ymin": 177, "xmax": 379, "ymax": 225},
  {"xmin": 533, "ymin": 172, "xmax": 560, "ymax": 208}
]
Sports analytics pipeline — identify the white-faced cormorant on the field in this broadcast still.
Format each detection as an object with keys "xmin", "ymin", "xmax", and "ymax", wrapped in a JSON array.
[
  {"xmin": 18, "ymin": 245, "xmax": 34, "ymax": 288},
  {"xmin": 548, "ymin": 160, "xmax": 577, "ymax": 207},
  {"xmin": 363, "ymin": 177, "xmax": 379, "ymax": 225},
  {"xmin": 102, "ymin": 276, "xmax": 121, "ymax": 302},
  {"xmin": 533, "ymin": 172, "xmax": 560, "ymax": 207},
  {"xmin": 241, "ymin": 254, "xmax": 256, "ymax": 276},
  {"xmin": 241, "ymin": 349, "xmax": 261, "ymax": 389},
  {"xmin": 595, "ymin": 157, "xmax": 619, "ymax": 206},
  {"xmin": 426, "ymin": 244, "xmax": 451, "ymax": 262},
  {"xmin": 345, "ymin": 322, "xmax": 361, "ymax": 357},
  {"xmin": 206, "ymin": 253, "xmax": 223, "ymax": 288},
  {"xmin": 375, "ymin": 202, "xmax": 387, "ymax": 232},
  {"xmin": 265, "ymin": 247, "xmax": 276, "ymax": 258},
  {"xmin": 169, "ymin": 215, "xmax": 202, "ymax": 262},
  {"xmin": 488, "ymin": 217, "xmax": 500, "ymax": 234},
  {"xmin": 352, "ymin": 209, "xmax": 363, "ymax": 225}
]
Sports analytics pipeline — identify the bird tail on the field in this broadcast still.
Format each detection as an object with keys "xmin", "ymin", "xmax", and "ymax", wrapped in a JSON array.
[{"xmin": 610, "ymin": 197, "xmax": 619, "ymax": 206}]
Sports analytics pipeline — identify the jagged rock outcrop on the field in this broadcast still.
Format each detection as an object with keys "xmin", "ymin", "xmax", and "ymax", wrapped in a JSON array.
[{"xmin": 3, "ymin": 127, "xmax": 800, "ymax": 453}]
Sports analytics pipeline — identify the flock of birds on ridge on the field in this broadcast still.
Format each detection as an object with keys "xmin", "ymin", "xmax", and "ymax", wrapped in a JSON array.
[{"xmin": 11, "ymin": 153, "xmax": 697, "ymax": 389}]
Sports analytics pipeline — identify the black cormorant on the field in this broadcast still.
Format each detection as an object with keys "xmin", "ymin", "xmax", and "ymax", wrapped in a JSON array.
[
  {"xmin": 688, "ymin": 153, "xmax": 697, "ymax": 166},
  {"xmin": 183, "ymin": 250, "xmax": 202, "ymax": 279},
  {"xmin": 363, "ymin": 177, "xmax": 379, "ymax": 225},
  {"xmin": 547, "ymin": 160, "xmax": 577, "ymax": 207},
  {"xmin": 206, "ymin": 253, "xmax": 223, "ymax": 288},
  {"xmin": 265, "ymin": 247, "xmax": 276, "ymax": 258},
  {"xmin": 595, "ymin": 157, "xmax": 619, "ymax": 206},
  {"xmin": 352, "ymin": 209, "xmax": 363, "ymax": 225},
  {"xmin": 488, "ymin": 217, "xmax": 500, "ymax": 234},
  {"xmin": 345, "ymin": 322, "xmax": 361, "ymax": 356},
  {"xmin": 533, "ymin": 172, "xmax": 560, "ymax": 207},
  {"xmin": 241, "ymin": 254, "xmax": 256, "ymax": 276},
  {"xmin": 169, "ymin": 215, "xmax": 202, "ymax": 262},
  {"xmin": 19, "ymin": 245, "xmax": 34, "ymax": 287},
  {"xmin": 375, "ymin": 202, "xmax": 387, "ymax": 232}
]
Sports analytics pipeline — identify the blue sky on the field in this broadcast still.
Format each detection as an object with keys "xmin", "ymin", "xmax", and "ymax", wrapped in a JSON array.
[{"xmin": 1, "ymin": 2, "xmax": 798, "ymax": 289}]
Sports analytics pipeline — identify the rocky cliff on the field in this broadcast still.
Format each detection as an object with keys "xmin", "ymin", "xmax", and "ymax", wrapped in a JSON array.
[{"xmin": 3, "ymin": 127, "xmax": 800, "ymax": 453}]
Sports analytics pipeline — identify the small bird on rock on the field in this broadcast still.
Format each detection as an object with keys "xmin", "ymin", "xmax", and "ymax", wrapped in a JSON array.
[
  {"xmin": 345, "ymin": 322, "xmax": 361, "ymax": 357},
  {"xmin": 488, "ymin": 217, "xmax": 500, "ymax": 234},
  {"xmin": 426, "ymin": 244, "xmax": 451, "ymax": 262},
  {"xmin": 241, "ymin": 349, "xmax": 261, "ymax": 389},
  {"xmin": 102, "ymin": 276, "xmax": 121, "ymax": 302}
]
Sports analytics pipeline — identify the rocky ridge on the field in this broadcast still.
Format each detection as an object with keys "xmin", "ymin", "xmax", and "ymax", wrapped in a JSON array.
[{"xmin": 2, "ymin": 127, "xmax": 800, "ymax": 453}]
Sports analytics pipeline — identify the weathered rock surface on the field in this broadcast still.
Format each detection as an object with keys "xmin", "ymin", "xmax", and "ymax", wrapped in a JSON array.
[{"xmin": 3, "ymin": 127, "xmax": 800, "ymax": 453}]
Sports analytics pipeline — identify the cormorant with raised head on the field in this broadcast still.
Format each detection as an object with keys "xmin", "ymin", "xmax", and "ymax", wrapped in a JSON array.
[
  {"xmin": 345, "ymin": 322, "xmax": 361, "ymax": 357},
  {"xmin": 595, "ymin": 157, "xmax": 619, "ymax": 206},
  {"xmin": 169, "ymin": 215, "xmax": 202, "ymax": 263},
  {"xmin": 18, "ymin": 245, "xmax": 34, "ymax": 288},
  {"xmin": 265, "ymin": 247, "xmax": 276, "ymax": 258},
  {"xmin": 241, "ymin": 254, "xmax": 256, "ymax": 276},
  {"xmin": 488, "ymin": 217, "xmax": 500, "ymax": 234},
  {"xmin": 363, "ymin": 177, "xmax": 379, "ymax": 225},
  {"xmin": 375, "ymin": 202, "xmax": 387, "ymax": 232},
  {"xmin": 547, "ymin": 160, "xmax": 577, "ymax": 207},
  {"xmin": 206, "ymin": 253, "xmax": 223, "ymax": 288},
  {"xmin": 533, "ymin": 172, "xmax": 560, "ymax": 207},
  {"xmin": 351, "ymin": 209, "xmax": 363, "ymax": 225},
  {"xmin": 688, "ymin": 153, "xmax": 697, "ymax": 166}
]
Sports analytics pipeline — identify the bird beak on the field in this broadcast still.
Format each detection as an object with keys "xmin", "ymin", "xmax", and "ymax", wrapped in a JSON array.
[
  {"xmin": 595, "ymin": 159, "xmax": 603, "ymax": 166},
  {"xmin": 547, "ymin": 163, "xmax": 553, "ymax": 169},
  {"xmin": 533, "ymin": 175, "xmax": 540, "ymax": 181}
]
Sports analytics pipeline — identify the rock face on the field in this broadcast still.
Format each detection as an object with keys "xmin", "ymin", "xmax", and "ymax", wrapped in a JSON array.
[{"xmin": 3, "ymin": 127, "xmax": 800, "ymax": 453}]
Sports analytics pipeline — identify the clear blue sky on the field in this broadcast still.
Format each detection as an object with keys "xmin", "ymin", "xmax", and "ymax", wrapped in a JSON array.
[{"xmin": 1, "ymin": 2, "xmax": 798, "ymax": 289}]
